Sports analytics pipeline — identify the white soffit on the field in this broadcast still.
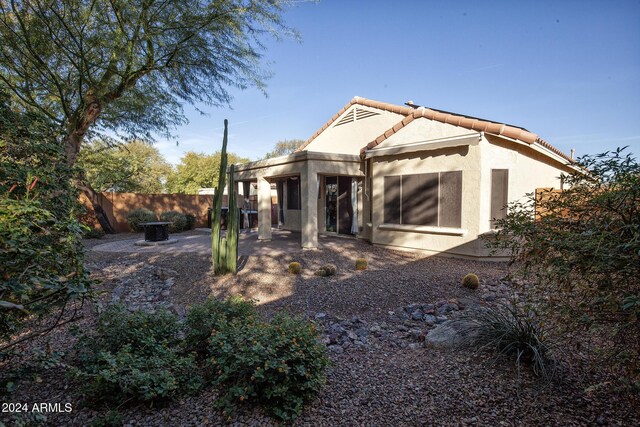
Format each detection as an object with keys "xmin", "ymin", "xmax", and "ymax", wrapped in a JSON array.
[{"xmin": 364, "ymin": 133, "xmax": 481, "ymax": 159}]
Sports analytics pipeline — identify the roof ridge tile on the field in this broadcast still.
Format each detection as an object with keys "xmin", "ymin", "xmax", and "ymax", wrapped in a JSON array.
[{"xmin": 296, "ymin": 96, "xmax": 572, "ymax": 163}]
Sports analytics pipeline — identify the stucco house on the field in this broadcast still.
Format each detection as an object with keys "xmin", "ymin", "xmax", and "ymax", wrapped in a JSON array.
[{"xmin": 234, "ymin": 96, "xmax": 578, "ymax": 259}]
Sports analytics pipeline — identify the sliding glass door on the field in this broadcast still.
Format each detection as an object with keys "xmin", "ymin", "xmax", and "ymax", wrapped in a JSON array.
[{"xmin": 325, "ymin": 176, "xmax": 355, "ymax": 235}]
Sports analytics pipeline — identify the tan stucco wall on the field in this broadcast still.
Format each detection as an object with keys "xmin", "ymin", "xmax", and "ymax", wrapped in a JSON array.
[
  {"xmin": 370, "ymin": 143, "xmax": 484, "ymax": 258},
  {"xmin": 303, "ymin": 106, "xmax": 403, "ymax": 155},
  {"xmin": 375, "ymin": 116, "xmax": 476, "ymax": 149},
  {"xmin": 478, "ymin": 135, "xmax": 574, "ymax": 234},
  {"xmin": 369, "ymin": 130, "xmax": 574, "ymax": 258}
]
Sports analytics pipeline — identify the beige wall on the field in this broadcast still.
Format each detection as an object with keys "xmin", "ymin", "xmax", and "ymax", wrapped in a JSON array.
[
  {"xmin": 304, "ymin": 106, "xmax": 403, "ymax": 155},
  {"xmin": 375, "ymin": 116, "xmax": 475, "ymax": 149},
  {"xmin": 478, "ymin": 135, "xmax": 574, "ymax": 234},
  {"xmin": 368, "ymin": 130, "xmax": 575, "ymax": 258},
  {"xmin": 370, "ymin": 144, "xmax": 484, "ymax": 258}
]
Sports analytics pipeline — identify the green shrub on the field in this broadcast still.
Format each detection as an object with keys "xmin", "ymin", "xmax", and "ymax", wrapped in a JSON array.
[
  {"xmin": 485, "ymin": 148, "xmax": 640, "ymax": 388},
  {"xmin": 462, "ymin": 273, "xmax": 480, "ymax": 290},
  {"xmin": 126, "ymin": 208, "xmax": 157, "ymax": 232},
  {"xmin": 183, "ymin": 296, "xmax": 256, "ymax": 360},
  {"xmin": 355, "ymin": 258, "xmax": 368, "ymax": 270},
  {"xmin": 160, "ymin": 210, "xmax": 187, "ymax": 233},
  {"xmin": 457, "ymin": 303, "xmax": 557, "ymax": 382},
  {"xmin": 71, "ymin": 305, "xmax": 202, "ymax": 405},
  {"xmin": 83, "ymin": 227, "xmax": 105, "ymax": 239},
  {"xmin": 90, "ymin": 410, "xmax": 124, "ymax": 427},
  {"xmin": 208, "ymin": 314, "xmax": 330, "ymax": 421},
  {"xmin": 288, "ymin": 262, "xmax": 302, "ymax": 275},
  {"xmin": 0, "ymin": 101, "xmax": 92, "ymax": 342},
  {"xmin": 185, "ymin": 213, "xmax": 196, "ymax": 230}
]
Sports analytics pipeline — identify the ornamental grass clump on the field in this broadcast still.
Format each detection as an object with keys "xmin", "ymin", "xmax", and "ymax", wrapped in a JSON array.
[
  {"xmin": 208, "ymin": 314, "xmax": 330, "ymax": 421},
  {"xmin": 355, "ymin": 258, "xmax": 368, "ymax": 270},
  {"xmin": 462, "ymin": 273, "xmax": 480, "ymax": 290},
  {"xmin": 288, "ymin": 262, "xmax": 302, "ymax": 275},
  {"xmin": 456, "ymin": 303, "xmax": 558, "ymax": 383}
]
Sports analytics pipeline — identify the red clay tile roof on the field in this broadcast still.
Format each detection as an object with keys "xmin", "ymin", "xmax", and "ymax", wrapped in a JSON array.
[{"xmin": 296, "ymin": 97, "xmax": 573, "ymax": 163}]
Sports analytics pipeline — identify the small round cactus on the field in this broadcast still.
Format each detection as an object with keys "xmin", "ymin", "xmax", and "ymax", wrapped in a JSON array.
[
  {"xmin": 315, "ymin": 264, "xmax": 337, "ymax": 277},
  {"xmin": 355, "ymin": 258, "xmax": 368, "ymax": 270},
  {"xmin": 288, "ymin": 262, "xmax": 302, "ymax": 275},
  {"xmin": 462, "ymin": 273, "xmax": 480, "ymax": 290}
]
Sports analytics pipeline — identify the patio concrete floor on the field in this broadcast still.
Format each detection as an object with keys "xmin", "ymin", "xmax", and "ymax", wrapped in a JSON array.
[{"xmin": 91, "ymin": 228, "xmax": 326, "ymax": 257}]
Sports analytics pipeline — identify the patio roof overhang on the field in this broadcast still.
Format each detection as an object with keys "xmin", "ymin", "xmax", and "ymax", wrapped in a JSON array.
[
  {"xmin": 234, "ymin": 150, "xmax": 364, "ymax": 181},
  {"xmin": 363, "ymin": 133, "xmax": 482, "ymax": 159}
]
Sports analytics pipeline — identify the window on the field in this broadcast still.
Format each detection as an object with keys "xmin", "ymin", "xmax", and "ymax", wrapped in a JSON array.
[
  {"xmin": 286, "ymin": 177, "xmax": 301, "ymax": 210},
  {"xmin": 383, "ymin": 171, "xmax": 462, "ymax": 228},
  {"xmin": 490, "ymin": 169, "xmax": 508, "ymax": 228}
]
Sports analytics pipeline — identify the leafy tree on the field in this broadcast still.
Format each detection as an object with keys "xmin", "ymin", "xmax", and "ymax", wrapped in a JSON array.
[
  {"xmin": 77, "ymin": 139, "xmax": 172, "ymax": 193},
  {"xmin": 166, "ymin": 150, "xmax": 249, "ymax": 194},
  {"xmin": 486, "ymin": 147, "xmax": 640, "ymax": 389},
  {"xmin": 263, "ymin": 139, "xmax": 305, "ymax": 159},
  {"xmin": 0, "ymin": 0, "xmax": 295, "ymax": 230},
  {"xmin": 0, "ymin": 93, "xmax": 92, "ymax": 348}
]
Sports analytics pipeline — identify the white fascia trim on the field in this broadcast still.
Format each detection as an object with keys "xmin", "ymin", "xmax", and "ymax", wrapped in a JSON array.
[
  {"xmin": 364, "ymin": 133, "xmax": 481, "ymax": 159},
  {"xmin": 485, "ymin": 133, "xmax": 582, "ymax": 173},
  {"xmin": 378, "ymin": 223, "xmax": 467, "ymax": 236}
]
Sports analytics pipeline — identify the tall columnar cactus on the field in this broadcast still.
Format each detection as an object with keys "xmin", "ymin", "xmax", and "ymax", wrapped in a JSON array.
[
  {"xmin": 211, "ymin": 120, "xmax": 238, "ymax": 274},
  {"xmin": 225, "ymin": 164, "xmax": 239, "ymax": 273}
]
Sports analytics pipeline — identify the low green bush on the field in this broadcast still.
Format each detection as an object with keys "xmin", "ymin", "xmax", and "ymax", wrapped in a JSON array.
[
  {"xmin": 183, "ymin": 296, "xmax": 257, "ymax": 360},
  {"xmin": 90, "ymin": 410, "xmax": 124, "ymax": 427},
  {"xmin": 83, "ymin": 227, "xmax": 105, "ymax": 239},
  {"xmin": 208, "ymin": 314, "xmax": 330, "ymax": 421},
  {"xmin": 126, "ymin": 208, "xmax": 157, "ymax": 232},
  {"xmin": 185, "ymin": 213, "xmax": 196, "ymax": 230},
  {"xmin": 70, "ymin": 305, "xmax": 202, "ymax": 405},
  {"xmin": 160, "ymin": 210, "xmax": 187, "ymax": 233}
]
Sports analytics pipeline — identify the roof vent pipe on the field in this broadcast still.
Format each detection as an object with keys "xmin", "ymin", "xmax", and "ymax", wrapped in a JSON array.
[{"xmin": 570, "ymin": 148, "xmax": 575, "ymax": 160}]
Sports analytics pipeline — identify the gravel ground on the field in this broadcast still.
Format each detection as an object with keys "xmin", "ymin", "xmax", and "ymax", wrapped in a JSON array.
[{"xmin": 2, "ymin": 233, "xmax": 638, "ymax": 426}]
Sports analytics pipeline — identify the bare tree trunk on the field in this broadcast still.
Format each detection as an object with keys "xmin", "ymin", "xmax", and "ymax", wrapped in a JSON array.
[{"xmin": 64, "ymin": 98, "xmax": 116, "ymax": 233}]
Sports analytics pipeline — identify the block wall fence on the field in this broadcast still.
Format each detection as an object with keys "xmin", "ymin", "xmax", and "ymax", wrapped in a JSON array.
[{"xmin": 80, "ymin": 192, "xmax": 243, "ymax": 232}]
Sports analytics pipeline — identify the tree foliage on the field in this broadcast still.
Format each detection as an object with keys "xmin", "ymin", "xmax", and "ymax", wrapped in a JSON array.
[
  {"xmin": 263, "ymin": 139, "xmax": 304, "ymax": 159},
  {"xmin": 77, "ymin": 139, "xmax": 172, "ymax": 193},
  {"xmin": 0, "ymin": 0, "xmax": 295, "ymax": 231},
  {"xmin": 166, "ymin": 150, "xmax": 248, "ymax": 194},
  {"xmin": 0, "ymin": 94, "xmax": 92, "ymax": 345},
  {"xmin": 486, "ymin": 147, "xmax": 640, "ymax": 388},
  {"xmin": 0, "ymin": 0, "xmax": 295, "ymax": 160}
]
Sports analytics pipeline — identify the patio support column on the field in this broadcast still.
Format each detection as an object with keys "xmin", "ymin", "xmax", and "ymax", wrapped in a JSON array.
[
  {"xmin": 300, "ymin": 163, "xmax": 318, "ymax": 248},
  {"xmin": 257, "ymin": 175, "xmax": 272, "ymax": 241}
]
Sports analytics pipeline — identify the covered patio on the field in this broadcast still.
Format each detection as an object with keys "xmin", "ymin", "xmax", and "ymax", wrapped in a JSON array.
[{"xmin": 234, "ymin": 151, "xmax": 365, "ymax": 249}]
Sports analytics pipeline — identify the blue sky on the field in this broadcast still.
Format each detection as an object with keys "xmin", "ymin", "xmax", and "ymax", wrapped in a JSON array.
[{"xmin": 156, "ymin": 0, "xmax": 640, "ymax": 165}]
